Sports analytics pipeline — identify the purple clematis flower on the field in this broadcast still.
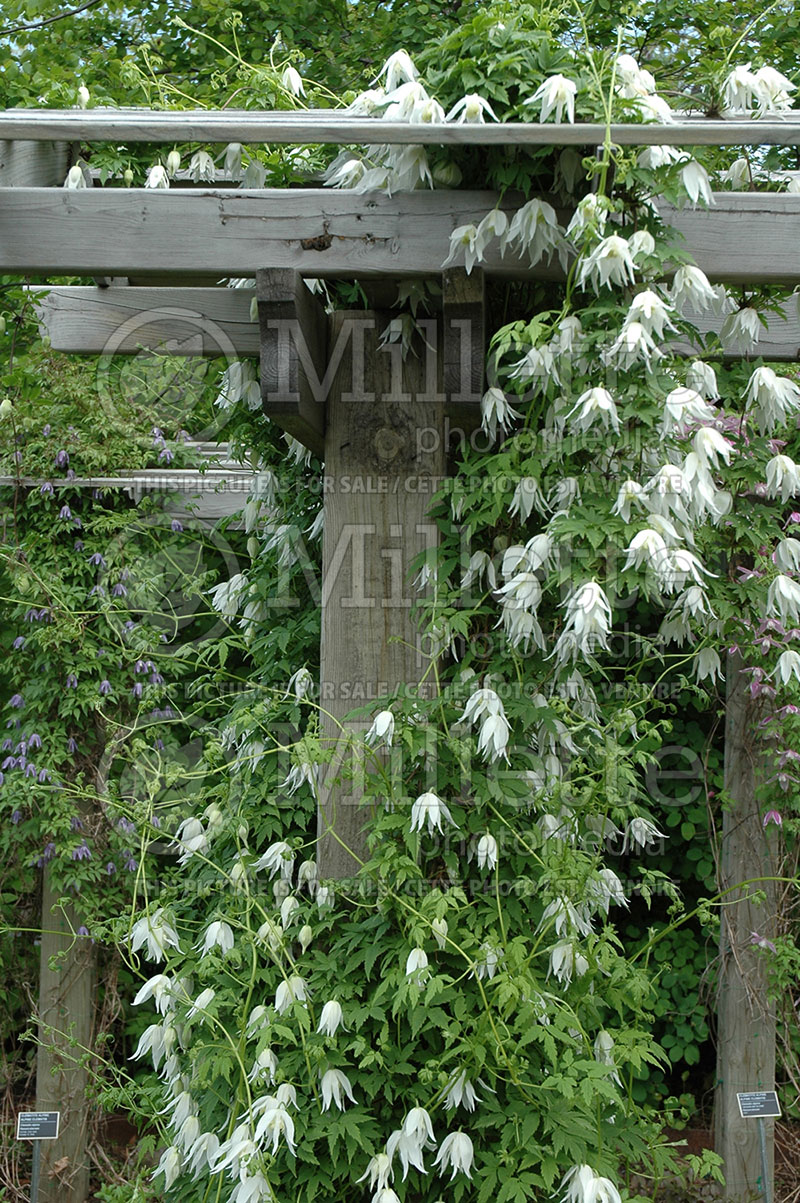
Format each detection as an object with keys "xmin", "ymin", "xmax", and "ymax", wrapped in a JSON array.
[
  {"xmin": 59, "ymin": 505, "xmax": 71, "ymax": 520},
  {"xmin": 88, "ymin": 552, "xmax": 106, "ymax": 567},
  {"xmin": 99, "ymin": 680, "xmax": 112, "ymax": 696},
  {"xmin": 35, "ymin": 841, "xmax": 56, "ymax": 868},
  {"xmin": 9, "ymin": 694, "xmax": 23, "ymax": 709},
  {"xmin": 40, "ymin": 482, "xmax": 54, "ymax": 496},
  {"xmin": 67, "ymin": 737, "xmax": 78, "ymax": 754},
  {"xmin": 763, "ymin": 810, "xmax": 783, "ymax": 828},
  {"xmin": 12, "ymin": 637, "xmax": 25, "ymax": 650},
  {"xmin": 171, "ymin": 519, "xmax": 183, "ymax": 532},
  {"xmin": 71, "ymin": 841, "xmax": 91, "ymax": 861},
  {"xmin": 54, "ymin": 450, "xmax": 69, "ymax": 469},
  {"xmin": 65, "ymin": 674, "xmax": 78, "ymax": 688}
]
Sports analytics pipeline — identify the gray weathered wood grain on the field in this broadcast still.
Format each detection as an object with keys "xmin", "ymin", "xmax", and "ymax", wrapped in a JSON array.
[
  {"xmin": 0, "ymin": 139, "xmax": 70, "ymax": 186},
  {"xmin": 257, "ymin": 268, "xmax": 327, "ymax": 458},
  {"xmin": 6, "ymin": 108, "xmax": 800, "ymax": 146},
  {"xmin": 31, "ymin": 283, "xmax": 800, "ymax": 361},
  {"xmin": 715, "ymin": 652, "xmax": 778, "ymax": 1201},
  {"xmin": 6, "ymin": 189, "xmax": 800, "ymax": 282},
  {"xmin": 34, "ymin": 285, "xmax": 259, "ymax": 355},
  {"xmin": 317, "ymin": 310, "xmax": 445, "ymax": 879}
]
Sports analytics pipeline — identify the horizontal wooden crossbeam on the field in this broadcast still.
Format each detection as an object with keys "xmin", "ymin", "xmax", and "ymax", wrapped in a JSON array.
[
  {"xmin": 5, "ymin": 189, "xmax": 800, "ymax": 282},
  {"xmin": 4, "ymin": 108, "xmax": 800, "ymax": 146},
  {"xmin": 32, "ymin": 283, "xmax": 800, "ymax": 360},
  {"xmin": 35, "ymin": 285, "xmax": 260, "ymax": 355},
  {"xmin": 8, "ymin": 188, "xmax": 800, "ymax": 283}
]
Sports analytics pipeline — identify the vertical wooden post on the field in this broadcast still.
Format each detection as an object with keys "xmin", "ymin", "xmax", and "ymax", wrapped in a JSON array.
[
  {"xmin": 258, "ymin": 270, "xmax": 484, "ymax": 882},
  {"xmin": 715, "ymin": 651, "xmax": 777, "ymax": 1201},
  {"xmin": 316, "ymin": 309, "xmax": 446, "ymax": 879},
  {"xmin": 35, "ymin": 871, "xmax": 94, "ymax": 1203}
]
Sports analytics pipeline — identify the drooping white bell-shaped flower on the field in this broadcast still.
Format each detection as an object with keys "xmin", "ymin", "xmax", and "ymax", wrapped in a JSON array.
[
  {"xmin": 317, "ymin": 999, "xmax": 345, "ymax": 1037},
  {"xmin": 527, "ymin": 74, "xmax": 577, "ymax": 124},
  {"xmin": 434, "ymin": 1131, "xmax": 474, "ymax": 1180}
]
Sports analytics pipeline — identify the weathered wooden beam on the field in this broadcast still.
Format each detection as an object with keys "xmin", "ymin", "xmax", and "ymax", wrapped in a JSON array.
[
  {"xmin": 715, "ymin": 653, "xmax": 778, "ymax": 1202},
  {"xmin": 443, "ymin": 267, "xmax": 485, "ymax": 427},
  {"xmin": 0, "ymin": 139, "xmax": 70, "ymax": 186},
  {"xmin": 257, "ymin": 269, "xmax": 327, "ymax": 459},
  {"xmin": 6, "ymin": 108, "xmax": 800, "ymax": 146},
  {"xmin": 34, "ymin": 286, "xmax": 258, "ymax": 356},
  {"xmin": 6, "ymin": 189, "xmax": 800, "ymax": 282},
  {"xmin": 36, "ymin": 869, "xmax": 94, "ymax": 1203},
  {"xmin": 31, "ymin": 281, "xmax": 800, "ymax": 361},
  {"xmin": 317, "ymin": 309, "xmax": 445, "ymax": 878}
]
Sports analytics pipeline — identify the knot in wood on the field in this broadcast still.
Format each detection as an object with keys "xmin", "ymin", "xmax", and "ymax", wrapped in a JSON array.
[{"xmin": 373, "ymin": 426, "xmax": 404, "ymax": 463}]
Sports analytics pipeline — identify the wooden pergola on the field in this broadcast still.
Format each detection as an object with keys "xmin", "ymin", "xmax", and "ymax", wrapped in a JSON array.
[{"xmin": 0, "ymin": 108, "xmax": 794, "ymax": 1203}]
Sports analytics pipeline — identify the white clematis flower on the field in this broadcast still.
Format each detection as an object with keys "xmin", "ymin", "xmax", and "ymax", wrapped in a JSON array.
[
  {"xmin": 501, "ymin": 198, "xmax": 567, "ymax": 267},
  {"xmin": 767, "ymin": 575, "xmax": 800, "ymax": 625},
  {"xmin": 434, "ymin": 1131, "xmax": 474, "ymax": 1180},
  {"xmin": 561, "ymin": 1163, "xmax": 622, "ymax": 1203},
  {"xmin": 405, "ymin": 947, "xmax": 430, "ymax": 984},
  {"xmin": 130, "ymin": 907, "xmax": 181, "ymax": 962},
  {"xmin": 527, "ymin": 74, "xmax": 577, "ymax": 124},
  {"xmin": 480, "ymin": 387, "xmax": 522, "ymax": 439},
  {"xmin": 380, "ymin": 50, "xmax": 418, "ymax": 91},
  {"xmin": 446, "ymin": 93, "xmax": 498, "ymax": 123},
  {"xmin": 670, "ymin": 265, "xmax": 718, "ymax": 313},
  {"xmin": 274, "ymin": 974, "xmax": 309, "ymax": 1014},
  {"xmin": 612, "ymin": 479, "xmax": 648, "ymax": 523},
  {"xmin": 199, "ymin": 920, "xmax": 234, "ymax": 957},
  {"xmin": 766, "ymin": 455, "xmax": 800, "ymax": 503},
  {"xmin": 320, "ymin": 1067, "xmax": 356, "ymax": 1111},
  {"xmin": 576, "ymin": 234, "xmax": 636, "ymax": 292},
  {"xmin": 625, "ymin": 290, "xmax": 677, "ymax": 339},
  {"xmin": 720, "ymin": 307, "xmax": 763, "ymax": 353},
  {"xmin": 722, "ymin": 64, "xmax": 761, "ymax": 111},
  {"xmin": 281, "ymin": 66, "xmax": 305, "ymax": 96},
  {"xmin": 476, "ymin": 832, "xmax": 499, "ymax": 872},
  {"xmin": 745, "ymin": 366, "xmax": 800, "ymax": 432},
  {"xmin": 566, "ymin": 387, "xmax": 620, "ymax": 434},
  {"xmin": 145, "ymin": 164, "xmax": 169, "ymax": 189},
  {"xmin": 317, "ymin": 999, "xmax": 345, "ymax": 1037},
  {"xmin": 254, "ymin": 840, "xmax": 295, "ymax": 880},
  {"xmin": 774, "ymin": 650, "xmax": 800, "ymax": 686},
  {"xmin": 365, "ymin": 710, "xmax": 395, "ymax": 747},
  {"xmin": 548, "ymin": 940, "xmax": 589, "ymax": 986},
  {"xmin": 356, "ymin": 1152, "xmax": 393, "ymax": 1193},
  {"xmin": 679, "ymin": 156, "xmax": 714, "ymax": 206},
  {"xmin": 410, "ymin": 791, "xmax": 456, "ymax": 835}
]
